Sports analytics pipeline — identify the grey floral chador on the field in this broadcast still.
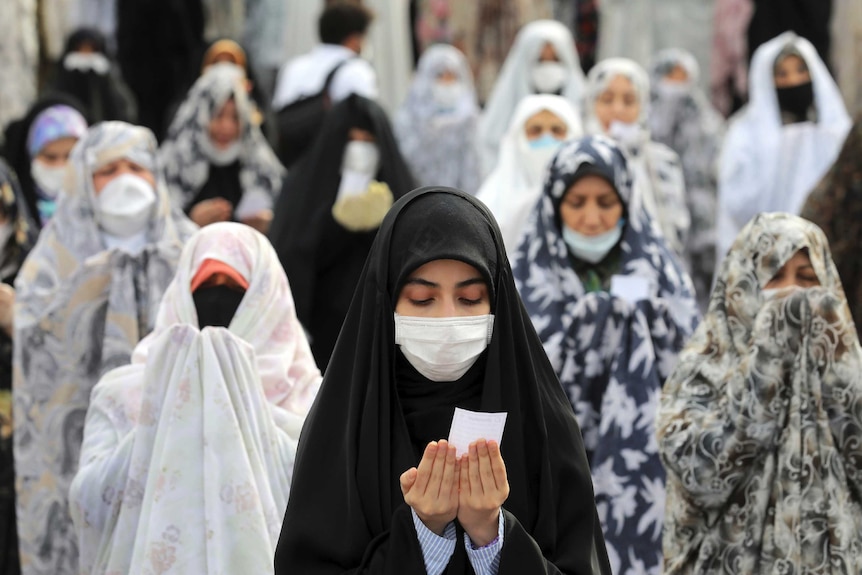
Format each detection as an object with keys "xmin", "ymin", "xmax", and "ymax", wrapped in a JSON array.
[{"xmin": 658, "ymin": 213, "xmax": 862, "ymax": 574}]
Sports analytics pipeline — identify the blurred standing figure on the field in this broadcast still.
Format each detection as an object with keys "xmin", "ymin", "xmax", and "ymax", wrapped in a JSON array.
[
  {"xmin": 160, "ymin": 63, "xmax": 284, "ymax": 234},
  {"xmin": 49, "ymin": 29, "xmax": 137, "ymax": 123},
  {"xmin": 478, "ymin": 20, "xmax": 585, "ymax": 175},
  {"xmin": 597, "ymin": 0, "xmax": 716, "ymax": 94},
  {"xmin": 272, "ymin": 3, "xmax": 377, "ymax": 110},
  {"xmin": 13, "ymin": 122, "xmax": 196, "ymax": 575},
  {"xmin": 831, "ymin": 0, "xmax": 862, "ymax": 116},
  {"xmin": 716, "ymin": 32, "xmax": 850, "ymax": 260},
  {"xmin": 269, "ymin": 95, "xmax": 415, "ymax": 370},
  {"xmin": 710, "ymin": 0, "xmax": 753, "ymax": 116},
  {"xmin": 2, "ymin": 99, "xmax": 88, "ymax": 230},
  {"xmin": 650, "ymin": 49, "xmax": 725, "ymax": 310},
  {"xmin": 584, "ymin": 58, "xmax": 690, "ymax": 257},
  {"xmin": 802, "ymin": 115, "xmax": 862, "ymax": 331},
  {"xmin": 0, "ymin": 0, "xmax": 37, "ymax": 137},
  {"xmin": 0, "ymin": 161, "xmax": 38, "ymax": 575},
  {"xmin": 116, "ymin": 0, "xmax": 205, "ymax": 140},
  {"xmin": 394, "ymin": 45, "xmax": 481, "ymax": 193}
]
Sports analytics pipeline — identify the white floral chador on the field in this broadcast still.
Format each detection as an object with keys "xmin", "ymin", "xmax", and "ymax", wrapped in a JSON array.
[
  {"xmin": 70, "ymin": 222, "xmax": 321, "ymax": 575},
  {"xmin": 659, "ymin": 213, "xmax": 862, "ymax": 573}
]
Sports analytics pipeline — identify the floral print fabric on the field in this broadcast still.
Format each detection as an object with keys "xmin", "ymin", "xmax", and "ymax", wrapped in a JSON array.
[
  {"xmin": 70, "ymin": 223, "xmax": 321, "ymax": 574},
  {"xmin": 12, "ymin": 122, "xmax": 196, "ymax": 575},
  {"xmin": 512, "ymin": 135, "xmax": 699, "ymax": 575},
  {"xmin": 160, "ymin": 63, "xmax": 284, "ymax": 213},
  {"xmin": 658, "ymin": 213, "xmax": 862, "ymax": 574}
]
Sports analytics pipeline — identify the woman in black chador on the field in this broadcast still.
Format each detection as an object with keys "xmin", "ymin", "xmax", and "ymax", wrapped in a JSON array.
[{"xmin": 274, "ymin": 187, "xmax": 611, "ymax": 575}]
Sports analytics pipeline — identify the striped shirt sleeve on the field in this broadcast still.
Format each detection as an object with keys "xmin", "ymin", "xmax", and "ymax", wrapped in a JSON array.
[
  {"xmin": 411, "ymin": 509, "xmax": 457, "ymax": 575},
  {"xmin": 464, "ymin": 511, "xmax": 505, "ymax": 575}
]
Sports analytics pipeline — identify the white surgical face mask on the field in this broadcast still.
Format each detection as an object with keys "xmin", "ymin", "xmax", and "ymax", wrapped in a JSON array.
[
  {"xmin": 655, "ymin": 79, "xmax": 691, "ymax": 100},
  {"xmin": 562, "ymin": 220, "xmax": 625, "ymax": 264},
  {"xmin": 608, "ymin": 120, "xmax": 644, "ymax": 149},
  {"xmin": 31, "ymin": 160, "xmax": 67, "ymax": 199},
  {"xmin": 96, "ymin": 173, "xmax": 157, "ymax": 238},
  {"xmin": 342, "ymin": 141, "xmax": 380, "ymax": 176},
  {"xmin": 63, "ymin": 52, "xmax": 111, "ymax": 75},
  {"xmin": 531, "ymin": 62, "xmax": 567, "ymax": 94},
  {"xmin": 394, "ymin": 313, "xmax": 495, "ymax": 382},
  {"xmin": 523, "ymin": 137, "xmax": 562, "ymax": 185},
  {"xmin": 201, "ymin": 137, "xmax": 241, "ymax": 166},
  {"xmin": 431, "ymin": 81, "xmax": 463, "ymax": 111}
]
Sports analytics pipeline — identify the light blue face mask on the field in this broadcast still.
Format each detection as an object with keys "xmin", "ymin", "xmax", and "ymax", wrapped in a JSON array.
[
  {"xmin": 528, "ymin": 134, "xmax": 563, "ymax": 150},
  {"xmin": 562, "ymin": 219, "xmax": 625, "ymax": 264}
]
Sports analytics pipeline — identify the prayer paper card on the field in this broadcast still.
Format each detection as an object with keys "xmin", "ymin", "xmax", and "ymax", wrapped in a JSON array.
[{"xmin": 447, "ymin": 407, "xmax": 507, "ymax": 457}]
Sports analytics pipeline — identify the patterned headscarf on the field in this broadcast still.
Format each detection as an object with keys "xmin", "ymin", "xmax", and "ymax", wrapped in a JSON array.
[
  {"xmin": 160, "ymin": 63, "xmax": 284, "ymax": 211},
  {"xmin": 512, "ymin": 134, "xmax": 698, "ymax": 575},
  {"xmin": 13, "ymin": 121, "xmax": 196, "ymax": 575},
  {"xmin": 659, "ymin": 213, "xmax": 862, "ymax": 573},
  {"xmin": 26, "ymin": 105, "xmax": 88, "ymax": 158}
]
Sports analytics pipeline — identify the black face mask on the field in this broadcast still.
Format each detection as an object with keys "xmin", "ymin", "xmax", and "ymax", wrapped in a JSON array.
[
  {"xmin": 776, "ymin": 81, "xmax": 814, "ymax": 120},
  {"xmin": 192, "ymin": 285, "xmax": 246, "ymax": 328}
]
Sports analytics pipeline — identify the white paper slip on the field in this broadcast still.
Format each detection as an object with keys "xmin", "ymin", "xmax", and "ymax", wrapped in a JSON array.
[
  {"xmin": 610, "ymin": 274, "xmax": 653, "ymax": 305},
  {"xmin": 234, "ymin": 189, "xmax": 273, "ymax": 220},
  {"xmin": 447, "ymin": 407, "xmax": 507, "ymax": 457}
]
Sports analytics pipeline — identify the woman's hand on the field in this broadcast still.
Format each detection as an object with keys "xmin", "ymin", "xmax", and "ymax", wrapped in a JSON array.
[
  {"xmin": 189, "ymin": 198, "xmax": 233, "ymax": 227},
  {"xmin": 400, "ymin": 440, "xmax": 460, "ymax": 536},
  {"xmin": 458, "ymin": 439, "xmax": 509, "ymax": 547},
  {"xmin": 0, "ymin": 284, "xmax": 14, "ymax": 338}
]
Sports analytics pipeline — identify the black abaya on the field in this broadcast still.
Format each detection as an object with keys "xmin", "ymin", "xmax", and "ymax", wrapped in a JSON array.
[
  {"xmin": 274, "ymin": 188, "xmax": 611, "ymax": 575},
  {"xmin": 269, "ymin": 94, "xmax": 416, "ymax": 370}
]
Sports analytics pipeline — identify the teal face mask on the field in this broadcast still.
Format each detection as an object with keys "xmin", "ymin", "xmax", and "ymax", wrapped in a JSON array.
[
  {"xmin": 528, "ymin": 134, "xmax": 563, "ymax": 150},
  {"xmin": 562, "ymin": 219, "xmax": 625, "ymax": 264}
]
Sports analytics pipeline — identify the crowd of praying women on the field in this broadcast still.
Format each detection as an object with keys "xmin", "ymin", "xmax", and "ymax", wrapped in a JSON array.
[{"xmin": 1, "ymin": 2, "xmax": 862, "ymax": 574}]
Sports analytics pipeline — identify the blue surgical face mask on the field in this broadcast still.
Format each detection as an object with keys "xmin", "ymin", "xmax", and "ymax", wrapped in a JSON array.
[
  {"xmin": 562, "ymin": 219, "xmax": 625, "ymax": 264},
  {"xmin": 528, "ymin": 133, "xmax": 563, "ymax": 150}
]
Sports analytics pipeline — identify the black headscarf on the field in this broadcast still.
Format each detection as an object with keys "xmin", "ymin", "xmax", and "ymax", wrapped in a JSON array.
[
  {"xmin": 275, "ymin": 187, "xmax": 610, "ymax": 575},
  {"xmin": 1, "ymin": 94, "xmax": 90, "ymax": 231},
  {"xmin": 269, "ymin": 94, "xmax": 416, "ymax": 369}
]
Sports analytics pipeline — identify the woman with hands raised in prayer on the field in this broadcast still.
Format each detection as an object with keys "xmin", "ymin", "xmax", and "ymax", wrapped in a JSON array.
[{"xmin": 275, "ymin": 187, "xmax": 610, "ymax": 574}]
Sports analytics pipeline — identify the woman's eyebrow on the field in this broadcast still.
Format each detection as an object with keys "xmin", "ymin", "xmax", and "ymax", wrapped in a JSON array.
[
  {"xmin": 404, "ymin": 278, "xmax": 438, "ymax": 288},
  {"xmin": 456, "ymin": 277, "xmax": 486, "ymax": 289}
]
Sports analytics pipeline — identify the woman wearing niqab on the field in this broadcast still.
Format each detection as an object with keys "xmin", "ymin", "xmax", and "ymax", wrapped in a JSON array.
[
  {"xmin": 70, "ymin": 222, "xmax": 321, "ymax": 575},
  {"xmin": 512, "ymin": 135, "xmax": 698, "ymax": 575},
  {"xmin": 12, "ymin": 122, "xmax": 196, "ymax": 575},
  {"xmin": 715, "ymin": 32, "xmax": 851, "ymax": 260},
  {"xmin": 160, "ymin": 62, "xmax": 284, "ymax": 234},
  {"xmin": 274, "ymin": 186, "xmax": 611, "ymax": 574},
  {"xmin": 269, "ymin": 94, "xmax": 415, "ymax": 370},
  {"xmin": 394, "ymin": 44, "xmax": 481, "ymax": 193},
  {"xmin": 658, "ymin": 213, "xmax": 862, "ymax": 573}
]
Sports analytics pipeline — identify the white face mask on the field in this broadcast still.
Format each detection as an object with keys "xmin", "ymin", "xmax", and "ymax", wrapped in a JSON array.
[
  {"xmin": 394, "ymin": 313, "xmax": 495, "ymax": 382},
  {"xmin": 531, "ymin": 62, "xmax": 567, "ymax": 94},
  {"xmin": 201, "ymin": 137, "xmax": 242, "ymax": 166},
  {"xmin": 608, "ymin": 120, "xmax": 644, "ymax": 149},
  {"xmin": 523, "ymin": 141, "xmax": 561, "ymax": 186},
  {"xmin": 431, "ymin": 82, "xmax": 463, "ymax": 111},
  {"xmin": 342, "ymin": 141, "xmax": 380, "ymax": 176},
  {"xmin": 655, "ymin": 79, "xmax": 691, "ymax": 100},
  {"xmin": 31, "ymin": 160, "xmax": 68, "ymax": 199},
  {"xmin": 96, "ymin": 173, "xmax": 157, "ymax": 238},
  {"xmin": 562, "ymin": 221, "xmax": 625, "ymax": 264},
  {"xmin": 63, "ymin": 51, "xmax": 111, "ymax": 75}
]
